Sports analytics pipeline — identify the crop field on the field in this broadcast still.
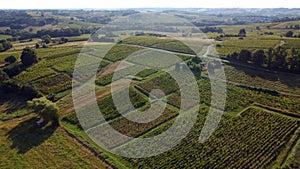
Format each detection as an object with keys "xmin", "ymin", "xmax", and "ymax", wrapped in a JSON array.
[
  {"xmin": 104, "ymin": 44, "xmax": 144, "ymax": 62},
  {"xmin": 65, "ymin": 34, "xmax": 91, "ymax": 42},
  {"xmin": 34, "ymin": 73, "xmax": 72, "ymax": 94},
  {"xmin": 74, "ymin": 87, "xmax": 149, "ymax": 129},
  {"xmin": 283, "ymin": 38, "xmax": 300, "ymax": 49},
  {"xmin": 159, "ymin": 75, "xmax": 300, "ymax": 114},
  {"xmin": 122, "ymin": 36, "xmax": 195, "ymax": 54},
  {"xmin": 15, "ymin": 66, "xmax": 56, "ymax": 84},
  {"xmin": 96, "ymin": 68, "xmax": 159, "ymax": 86},
  {"xmin": 137, "ymin": 72, "xmax": 180, "ymax": 96}
]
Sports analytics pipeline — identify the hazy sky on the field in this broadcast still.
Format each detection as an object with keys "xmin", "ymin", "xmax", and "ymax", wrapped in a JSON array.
[{"xmin": 1, "ymin": 0, "xmax": 299, "ymax": 9}]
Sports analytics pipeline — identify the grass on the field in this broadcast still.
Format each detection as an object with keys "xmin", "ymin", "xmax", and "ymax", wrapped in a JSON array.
[
  {"xmin": 64, "ymin": 34, "xmax": 91, "ymax": 42},
  {"xmin": 0, "ymin": 34, "xmax": 12, "ymax": 40},
  {"xmin": 0, "ymin": 50, "xmax": 21, "ymax": 62},
  {"xmin": 0, "ymin": 116, "xmax": 110, "ymax": 169},
  {"xmin": 283, "ymin": 38, "xmax": 300, "ymax": 49}
]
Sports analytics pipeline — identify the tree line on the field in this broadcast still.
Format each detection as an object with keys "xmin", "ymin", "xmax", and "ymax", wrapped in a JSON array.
[
  {"xmin": 0, "ymin": 27, "xmax": 99, "ymax": 41},
  {"xmin": 227, "ymin": 46, "xmax": 300, "ymax": 73}
]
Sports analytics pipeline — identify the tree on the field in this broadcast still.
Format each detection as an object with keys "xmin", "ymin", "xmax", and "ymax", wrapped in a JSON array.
[
  {"xmin": 238, "ymin": 29, "xmax": 246, "ymax": 37},
  {"xmin": 41, "ymin": 34, "xmax": 51, "ymax": 44},
  {"xmin": 4, "ymin": 55, "xmax": 16, "ymax": 63},
  {"xmin": 0, "ymin": 70, "xmax": 9, "ymax": 83},
  {"xmin": 228, "ymin": 52, "xmax": 238, "ymax": 61},
  {"xmin": 286, "ymin": 31, "xmax": 294, "ymax": 37},
  {"xmin": 27, "ymin": 97, "xmax": 59, "ymax": 125},
  {"xmin": 3, "ymin": 63, "xmax": 22, "ymax": 77},
  {"xmin": 21, "ymin": 47, "xmax": 37, "ymax": 66},
  {"xmin": 35, "ymin": 43, "xmax": 40, "ymax": 48},
  {"xmin": 252, "ymin": 49, "xmax": 265, "ymax": 66},
  {"xmin": 191, "ymin": 57, "xmax": 202, "ymax": 64},
  {"xmin": 238, "ymin": 49, "xmax": 252, "ymax": 63},
  {"xmin": 287, "ymin": 48, "xmax": 300, "ymax": 72},
  {"xmin": 266, "ymin": 47, "xmax": 274, "ymax": 66},
  {"xmin": 272, "ymin": 46, "xmax": 288, "ymax": 69}
]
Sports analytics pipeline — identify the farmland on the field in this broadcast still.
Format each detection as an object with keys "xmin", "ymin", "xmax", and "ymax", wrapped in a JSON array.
[{"xmin": 1, "ymin": 8, "xmax": 300, "ymax": 169}]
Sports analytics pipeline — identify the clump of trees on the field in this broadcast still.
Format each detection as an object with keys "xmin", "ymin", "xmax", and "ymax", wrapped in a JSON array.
[
  {"xmin": 227, "ymin": 46, "xmax": 300, "ymax": 73},
  {"xmin": 285, "ymin": 24, "xmax": 300, "ymax": 30},
  {"xmin": 0, "ymin": 70, "xmax": 40, "ymax": 99},
  {"xmin": 200, "ymin": 27, "xmax": 223, "ymax": 33},
  {"xmin": 4, "ymin": 55, "xmax": 16, "ymax": 63},
  {"xmin": 0, "ymin": 40, "xmax": 12, "ymax": 52},
  {"xmin": 41, "ymin": 35, "xmax": 51, "ymax": 44},
  {"xmin": 27, "ymin": 97, "xmax": 59, "ymax": 125},
  {"xmin": 285, "ymin": 30, "xmax": 300, "ymax": 38},
  {"xmin": 3, "ymin": 47, "xmax": 37, "ymax": 77}
]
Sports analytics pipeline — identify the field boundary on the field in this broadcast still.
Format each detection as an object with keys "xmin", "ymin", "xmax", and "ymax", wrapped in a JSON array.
[
  {"xmin": 60, "ymin": 126, "xmax": 117, "ymax": 169},
  {"xmin": 252, "ymin": 102, "xmax": 300, "ymax": 119}
]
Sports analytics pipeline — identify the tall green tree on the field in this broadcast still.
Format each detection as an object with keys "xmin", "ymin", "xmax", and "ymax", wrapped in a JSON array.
[
  {"xmin": 21, "ymin": 47, "xmax": 37, "ymax": 66},
  {"xmin": 252, "ymin": 49, "xmax": 265, "ymax": 66},
  {"xmin": 272, "ymin": 46, "xmax": 288, "ymax": 69},
  {"xmin": 288, "ymin": 48, "xmax": 300, "ymax": 72},
  {"xmin": 238, "ymin": 29, "xmax": 246, "ymax": 37},
  {"xmin": 266, "ymin": 47, "xmax": 274, "ymax": 66},
  {"xmin": 238, "ymin": 49, "xmax": 251, "ymax": 63}
]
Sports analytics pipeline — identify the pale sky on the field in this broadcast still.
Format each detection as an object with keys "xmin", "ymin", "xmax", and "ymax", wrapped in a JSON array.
[{"xmin": 1, "ymin": 0, "xmax": 299, "ymax": 9}]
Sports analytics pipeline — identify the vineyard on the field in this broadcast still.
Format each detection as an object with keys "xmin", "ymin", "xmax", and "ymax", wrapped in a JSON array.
[
  {"xmin": 217, "ymin": 38, "xmax": 281, "ymax": 56},
  {"xmin": 122, "ymin": 36, "xmax": 195, "ymax": 54},
  {"xmin": 223, "ymin": 64, "xmax": 300, "ymax": 95},
  {"xmin": 119, "ymin": 107, "xmax": 300, "ymax": 168}
]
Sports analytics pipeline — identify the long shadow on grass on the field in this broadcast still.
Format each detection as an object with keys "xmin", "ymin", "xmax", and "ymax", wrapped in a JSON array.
[
  {"xmin": 228, "ymin": 63, "xmax": 300, "ymax": 93},
  {"xmin": 6, "ymin": 117, "xmax": 58, "ymax": 154},
  {"xmin": 0, "ymin": 92, "xmax": 27, "ymax": 114}
]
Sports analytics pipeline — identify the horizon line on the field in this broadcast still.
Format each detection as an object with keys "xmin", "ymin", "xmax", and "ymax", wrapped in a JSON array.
[{"xmin": 0, "ymin": 7, "xmax": 299, "ymax": 10}]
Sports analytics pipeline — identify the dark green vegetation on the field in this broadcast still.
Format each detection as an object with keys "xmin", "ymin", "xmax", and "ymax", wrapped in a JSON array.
[{"xmin": 1, "ymin": 9, "xmax": 300, "ymax": 169}]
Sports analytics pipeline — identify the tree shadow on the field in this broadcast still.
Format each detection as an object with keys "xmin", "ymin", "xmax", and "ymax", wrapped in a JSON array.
[
  {"xmin": 228, "ymin": 63, "xmax": 300, "ymax": 92},
  {"xmin": 0, "ymin": 92, "xmax": 27, "ymax": 114},
  {"xmin": 6, "ymin": 117, "xmax": 58, "ymax": 154}
]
